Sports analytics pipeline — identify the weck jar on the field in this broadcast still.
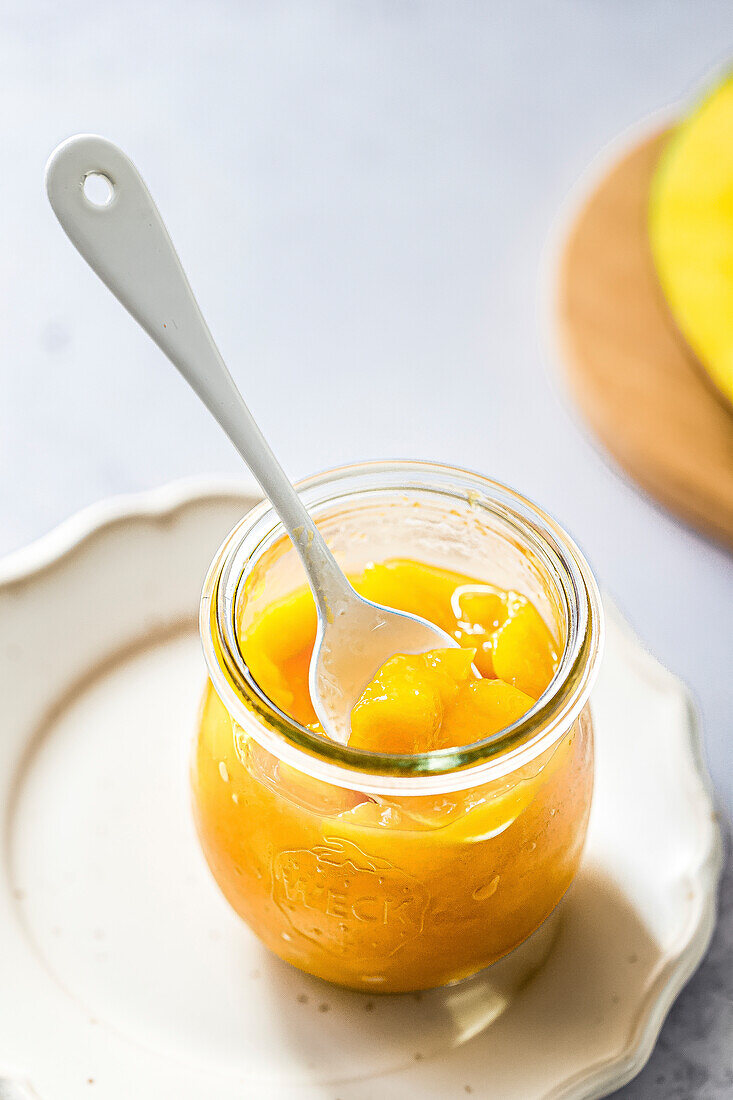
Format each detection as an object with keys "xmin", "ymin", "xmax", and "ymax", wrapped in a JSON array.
[{"xmin": 191, "ymin": 462, "xmax": 604, "ymax": 993}]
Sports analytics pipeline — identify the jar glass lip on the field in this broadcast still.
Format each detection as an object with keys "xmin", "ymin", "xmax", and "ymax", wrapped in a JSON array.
[{"xmin": 200, "ymin": 460, "xmax": 604, "ymax": 795}]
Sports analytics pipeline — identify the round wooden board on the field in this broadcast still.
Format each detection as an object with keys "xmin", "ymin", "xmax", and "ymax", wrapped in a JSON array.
[{"xmin": 555, "ymin": 129, "xmax": 733, "ymax": 550}]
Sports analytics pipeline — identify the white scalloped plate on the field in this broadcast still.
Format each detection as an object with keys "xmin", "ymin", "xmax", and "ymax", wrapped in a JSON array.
[{"xmin": 0, "ymin": 480, "xmax": 722, "ymax": 1100}]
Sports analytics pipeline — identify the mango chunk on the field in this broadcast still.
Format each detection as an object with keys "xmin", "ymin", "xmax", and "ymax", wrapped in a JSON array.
[
  {"xmin": 240, "ymin": 588, "xmax": 318, "ymax": 726},
  {"xmin": 356, "ymin": 560, "xmax": 470, "ymax": 636},
  {"xmin": 492, "ymin": 600, "xmax": 558, "ymax": 700},
  {"xmin": 439, "ymin": 679, "xmax": 535, "ymax": 748},
  {"xmin": 452, "ymin": 584, "xmax": 510, "ymax": 677},
  {"xmin": 649, "ymin": 71, "xmax": 733, "ymax": 406},
  {"xmin": 453, "ymin": 585, "xmax": 557, "ymax": 697},
  {"xmin": 350, "ymin": 648, "xmax": 475, "ymax": 754},
  {"xmin": 349, "ymin": 649, "xmax": 536, "ymax": 754},
  {"xmin": 243, "ymin": 587, "xmax": 317, "ymax": 665}
]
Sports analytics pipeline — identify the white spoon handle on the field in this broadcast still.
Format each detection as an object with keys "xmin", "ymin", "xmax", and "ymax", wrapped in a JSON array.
[{"xmin": 46, "ymin": 134, "xmax": 349, "ymax": 613}]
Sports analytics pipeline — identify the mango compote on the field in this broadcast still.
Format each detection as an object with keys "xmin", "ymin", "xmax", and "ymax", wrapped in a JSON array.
[{"xmin": 192, "ymin": 559, "xmax": 594, "ymax": 992}]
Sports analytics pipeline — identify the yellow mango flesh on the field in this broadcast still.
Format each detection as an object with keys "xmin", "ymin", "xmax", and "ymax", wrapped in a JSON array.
[
  {"xmin": 649, "ymin": 72, "xmax": 733, "ymax": 406},
  {"xmin": 239, "ymin": 559, "xmax": 558, "ymax": 750},
  {"xmin": 194, "ymin": 559, "xmax": 592, "ymax": 992},
  {"xmin": 492, "ymin": 599, "xmax": 559, "ymax": 699},
  {"xmin": 440, "ymin": 678, "xmax": 537, "ymax": 748},
  {"xmin": 350, "ymin": 648, "xmax": 476, "ymax": 753}
]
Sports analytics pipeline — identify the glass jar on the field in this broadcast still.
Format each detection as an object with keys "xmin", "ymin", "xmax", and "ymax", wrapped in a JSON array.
[{"xmin": 192, "ymin": 462, "xmax": 603, "ymax": 994}]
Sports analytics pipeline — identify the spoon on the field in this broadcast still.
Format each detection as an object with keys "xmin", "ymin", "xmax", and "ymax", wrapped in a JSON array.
[{"xmin": 45, "ymin": 134, "xmax": 463, "ymax": 744}]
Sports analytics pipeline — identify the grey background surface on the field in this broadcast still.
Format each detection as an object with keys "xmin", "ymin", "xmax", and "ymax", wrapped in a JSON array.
[{"xmin": 1, "ymin": 2, "xmax": 731, "ymax": 1095}]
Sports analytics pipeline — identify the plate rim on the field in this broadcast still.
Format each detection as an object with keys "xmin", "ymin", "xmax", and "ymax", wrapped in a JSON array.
[
  {"xmin": 0, "ymin": 475, "xmax": 260, "ymax": 587},
  {"xmin": 0, "ymin": 477, "xmax": 724, "ymax": 1100},
  {"xmin": 553, "ymin": 674, "xmax": 723, "ymax": 1099}
]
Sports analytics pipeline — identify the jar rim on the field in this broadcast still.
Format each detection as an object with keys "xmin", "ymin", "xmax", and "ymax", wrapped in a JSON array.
[{"xmin": 200, "ymin": 460, "xmax": 604, "ymax": 795}]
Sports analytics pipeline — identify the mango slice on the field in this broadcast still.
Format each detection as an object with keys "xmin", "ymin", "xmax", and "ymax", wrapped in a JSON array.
[
  {"xmin": 240, "ymin": 588, "xmax": 318, "ymax": 726},
  {"xmin": 452, "ymin": 585, "xmax": 509, "ymax": 677},
  {"xmin": 492, "ymin": 600, "xmax": 558, "ymax": 699},
  {"xmin": 439, "ymin": 679, "xmax": 536, "ymax": 748},
  {"xmin": 453, "ymin": 585, "xmax": 557, "ymax": 695},
  {"xmin": 649, "ymin": 72, "xmax": 733, "ymax": 406},
  {"xmin": 350, "ymin": 648, "xmax": 476, "ymax": 753},
  {"xmin": 356, "ymin": 560, "xmax": 470, "ymax": 636}
]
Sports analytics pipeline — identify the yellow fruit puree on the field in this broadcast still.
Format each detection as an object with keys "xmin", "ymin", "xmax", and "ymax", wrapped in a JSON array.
[{"xmin": 192, "ymin": 559, "xmax": 593, "ymax": 991}]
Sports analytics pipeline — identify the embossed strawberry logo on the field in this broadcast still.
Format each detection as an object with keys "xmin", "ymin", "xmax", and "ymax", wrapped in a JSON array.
[{"xmin": 273, "ymin": 837, "xmax": 428, "ymax": 958}]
